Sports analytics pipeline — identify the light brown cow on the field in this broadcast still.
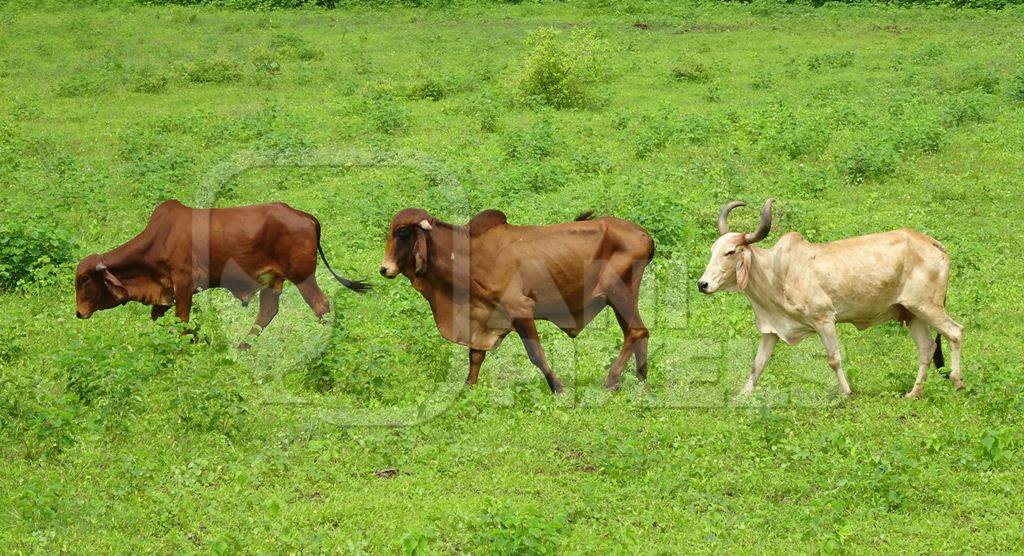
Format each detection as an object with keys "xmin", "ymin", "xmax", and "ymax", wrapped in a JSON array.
[
  {"xmin": 697, "ymin": 199, "xmax": 963, "ymax": 398},
  {"xmin": 379, "ymin": 208, "xmax": 654, "ymax": 393},
  {"xmin": 75, "ymin": 200, "xmax": 369, "ymax": 348}
]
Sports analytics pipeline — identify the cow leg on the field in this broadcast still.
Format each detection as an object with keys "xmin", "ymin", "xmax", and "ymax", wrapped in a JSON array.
[
  {"xmin": 296, "ymin": 276, "xmax": 331, "ymax": 321},
  {"xmin": 150, "ymin": 305, "xmax": 171, "ymax": 321},
  {"xmin": 816, "ymin": 321, "xmax": 852, "ymax": 397},
  {"xmin": 239, "ymin": 288, "xmax": 281, "ymax": 351},
  {"xmin": 606, "ymin": 304, "xmax": 649, "ymax": 389},
  {"xmin": 740, "ymin": 333, "xmax": 779, "ymax": 395},
  {"xmin": 467, "ymin": 348, "xmax": 486, "ymax": 386},
  {"xmin": 913, "ymin": 306, "xmax": 964, "ymax": 390},
  {"xmin": 905, "ymin": 316, "xmax": 936, "ymax": 398},
  {"xmin": 512, "ymin": 318, "xmax": 565, "ymax": 394}
]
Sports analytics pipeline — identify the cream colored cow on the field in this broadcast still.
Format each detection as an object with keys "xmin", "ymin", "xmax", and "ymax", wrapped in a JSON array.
[{"xmin": 697, "ymin": 199, "xmax": 963, "ymax": 398}]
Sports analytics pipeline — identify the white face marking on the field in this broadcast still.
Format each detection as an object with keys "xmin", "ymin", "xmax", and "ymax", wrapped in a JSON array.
[{"xmin": 698, "ymin": 233, "xmax": 745, "ymax": 294}]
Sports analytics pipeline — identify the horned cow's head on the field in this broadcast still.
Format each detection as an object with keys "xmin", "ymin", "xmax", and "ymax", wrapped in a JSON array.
[
  {"xmin": 74, "ymin": 254, "xmax": 129, "ymax": 319},
  {"xmin": 380, "ymin": 208, "xmax": 433, "ymax": 280},
  {"xmin": 697, "ymin": 199, "xmax": 774, "ymax": 294}
]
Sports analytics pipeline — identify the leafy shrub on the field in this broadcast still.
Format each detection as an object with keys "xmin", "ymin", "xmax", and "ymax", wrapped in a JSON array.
[
  {"xmin": 405, "ymin": 73, "xmax": 448, "ymax": 101},
  {"xmin": 942, "ymin": 93, "xmax": 989, "ymax": 127},
  {"xmin": 503, "ymin": 118, "xmax": 559, "ymax": 160},
  {"xmin": 630, "ymin": 109, "xmax": 676, "ymax": 159},
  {"xmin": 513, "ymin": 27, "xmax": 607, "ymax": 109},
  {"xmin": 952, "ymin": 65, "xmax": 1000, "ymax": 94},
  {"xmin": 173, "ymin": 358, "xmax": 248, "ymax": 437},
  {"xmin": 472, "ymin": 505, "xmax": 566, "ymax": 555},
  {"xmin": 183, "ymin": 58, "xmax": 242, "ymax": 84},
  {"xmin": 891, "ymin": 117, "xmax": 946, "ymax": 154},
  {"xmin": 268, "ymin": 32, "xmax": 322, "ymax": 61},
  {"xmin": 125, "ymin": 68, "xmax": 169, "ymax": 94},
  {"xmin": 53, "ymin": 75, "xmax": 108, "ymax": 98},
  {"xmin": 669, "ymin": 59, "xmax": 712, "ymax": 83},
  {"xmin": 750, "ymin": 70, "xmax": 774, "ymax": 90},
  {"xmin": 1009, "ymin": 72, "xmax": 1024, "ymax": 102},
  {"xmin": 839, "ymin": 141, "xmax": 900, "ymax": 182},
  {"xmin": 807, "ymin": 51, "xmax": 854, "ymax": 71},
  {"xmin": 476, "ymin": 96, "xmax": 502, "ymax": 132},
  {"xmin": 365, "ymin": 97, "xmax": 410, "ymax": 134},
  {"xmin": 0, "ymin": 220, "xmax": 77, "ymax": 291}
]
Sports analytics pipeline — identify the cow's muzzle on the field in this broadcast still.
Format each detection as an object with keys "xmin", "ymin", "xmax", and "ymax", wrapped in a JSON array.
[
  {"xmin": 379, "ymin": 261, "xmax": 399, "ymax": 279},
  {"xmin": 76, "ymin": 310, "xmax": 90, "ymax": 319},
  {"xmin": 697, "ymin": 280, "xmax": 711, "ymax": 294}
]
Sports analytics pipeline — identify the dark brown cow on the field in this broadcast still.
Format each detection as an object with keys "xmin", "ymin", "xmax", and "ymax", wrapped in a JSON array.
[
  {"xmin": 379, "ymin": 208, "xmax": 654, "ymax": 393},
  {"xmin": 75, "ymin": 200, "xmax": 369, "ymax": 348}
]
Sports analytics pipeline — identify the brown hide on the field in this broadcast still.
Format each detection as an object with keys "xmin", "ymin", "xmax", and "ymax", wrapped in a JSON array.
[
  {"xmin": 382, "ymin": 209, "xmax": 654, "ymax": 351},
  {"xmin": 75, "ymin": 200, "xmax": 367, "ymax": 344}
]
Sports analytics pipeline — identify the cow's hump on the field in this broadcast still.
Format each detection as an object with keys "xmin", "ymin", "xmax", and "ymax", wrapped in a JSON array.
[{"xmin": 469, "ymin": 209, "xmax": 507, "ymax": 237}]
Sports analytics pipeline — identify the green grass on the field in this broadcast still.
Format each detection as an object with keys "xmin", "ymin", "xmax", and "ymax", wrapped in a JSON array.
[{"xmin": 2, "ymin": 2, "xmax": 1024, "ymax": 552}]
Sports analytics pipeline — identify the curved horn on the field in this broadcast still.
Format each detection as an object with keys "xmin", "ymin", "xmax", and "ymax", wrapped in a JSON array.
[
  {"xmin": 717, "ymin": 201, "xmax": 747, "ymax": 235},
  {"xmin": 95, "ymin": 262, "xmax": 107, "ymax": 271},
  {"xmin": 743, "ymin": 198, "xmax": 774, "ymax": 244}
]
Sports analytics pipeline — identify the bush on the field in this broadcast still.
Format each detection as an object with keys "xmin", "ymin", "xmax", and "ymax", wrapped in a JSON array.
[
  {"xmin": 807, "ymin": 51, "xmax": 854, "ymax": 72},
  {"xmin": 942, "ymin": 93, "xmax": 989, "ymax": 127},
  {"xmin": 365, "ymin": 97, "xmax": 410, "ymax": 134},
  {"xmin": 472, "ymin": 505, "xmax": 566, "ymax": 555},
  {"xmin": 514, "ymin": 27, "xmax": 607, "ymax": 109},
  {"xmin": 669, "ymin": 59, "xmax": 712, "ymax": 83},
  {"xmin": 0, "ymin": 221, "xmax": 77, "ymax": 291},
  {"xmin": 405, "ymin": 73, "xmax": 448, "ymax": 101},
  {"xmin": 952, "ymin": 65, "xmax": 1000, "ymax": 94},
  {"xmin": 1009, "ymin": 72, "xmax": 1024, "ymax": 102},
  {"xmin": 503, "ymin": 118, "xmax": 559, "ymax": 160},
  {"xmin": 53, "ymin": 75, "xmax": 109, "ymax": 98},
  {"xmin": 839, "ymin": 141, "xmax": 900, "ymax": 182},
  {"xmin": 183, "ymin": 58, "xmax": 242, "ymax": 84},
  {"xmin": 125, "ymin": 68, "xmax": 169, "ymax": 94},
  {"xmin": 891, "ymin": 117, "xmax": 946, "ymax": 154},
  {"xmin": 268, "ymin": 32, "xmax": 322, "ymax": 61}
]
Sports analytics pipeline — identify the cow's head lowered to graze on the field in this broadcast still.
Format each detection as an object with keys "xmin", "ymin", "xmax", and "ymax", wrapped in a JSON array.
[
  {"xmin": 74, "ymin": 254, "xmax": 129, "ymax": 319},
  {"xmin": 697, "ymin": 199, "xmax": 774, "ymax": 294},
  {"xmin": 380, "ymin": 208, "xmax": 434, "ymax": 279}
]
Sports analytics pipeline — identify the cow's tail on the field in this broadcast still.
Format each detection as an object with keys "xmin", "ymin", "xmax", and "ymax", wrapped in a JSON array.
[
  {"xmin": 933, "ymin": 333, "xmax": 945, "ymax": 369},
  {"xmin": 311, "ymin": 216, "xmax": 371, "ymax": 293}
]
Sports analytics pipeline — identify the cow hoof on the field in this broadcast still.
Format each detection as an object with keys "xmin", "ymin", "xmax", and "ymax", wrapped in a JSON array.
[
  {"xmin": 238, "ymin": 342, "xmax": 252, "ymax": 351},
  {"xmin": 904, "ymin": 389, "xmax": 922, "ymax": 399}
]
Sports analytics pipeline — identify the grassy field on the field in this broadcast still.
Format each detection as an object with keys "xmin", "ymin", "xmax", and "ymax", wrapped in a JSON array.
[{"xmin": 2, "ymin": 2, "xmax": 1024, "ymax": 552}]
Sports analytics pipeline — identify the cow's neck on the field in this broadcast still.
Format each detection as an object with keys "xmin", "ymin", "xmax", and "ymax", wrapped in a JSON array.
[
  {"xmin": 100, "ymin": 231, "xmax": 169, "ymax": 306},
  {"xmin": 417, "ymin": 221, "xmax": 470, "ymax": 296},
  {"xmin": 740, "ymin": 245, "xmax": 809, "ymax": 340}
]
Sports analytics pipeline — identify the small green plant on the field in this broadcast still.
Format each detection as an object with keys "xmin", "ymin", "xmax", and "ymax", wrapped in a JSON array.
[
  {"xmin": 503, "ymin": 117, "xmax": 559, "ymax": 160},
  {"xmin": 952, "ymin": 64, "xmax": 1000, "ymax": 94},
  {"xmin": 183, "ymin": 58, "xmax": 241, "ymax": 84},
  {"xmin": 125, "ymin": 68, "xmax": 169, "ymax": 93},
  {"xmin": 268, "ymin": 32, "xmax": 322, "ymax": 61},
  {"xmin": 365, "ymin": 97, "xmax": 410, "ymax": 134},
  {"xmin": 473, "ymin": 505, "xmax": 566, "ymax": 555},
  {"xmin": 942, "ymin": 93, "xmax": 989, "ymax": 127},
  {"xmin": 514, "ymin": 27, "xmax": 607, "ymax": 109},
  {"xmin": 1008, "ymin": 72, "xmax": 1024, "ymax": 102},
  {"xmin": 840, "ymin": 140, "xmax": 900, "ymax": 182},
  {"xmin": 405, "ymin": 73, "xmax": 448, "ymax": 101},
  {"xmin": 0, "ymin": 220, "xmax": 76, "ymax": 291},
  {"xmin": 670, "ymin": 59, "xmax": 712, "ymax": 83},
  {"xmin": 807, "ymin": 50, "xmax": 854, "ymax": 71},
  {"xmin": 53, "ymin": 75, "xmax": 108, "ymax": 98}
]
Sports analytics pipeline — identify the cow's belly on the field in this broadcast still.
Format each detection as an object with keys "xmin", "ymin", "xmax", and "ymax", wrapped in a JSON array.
[{"xmin": 838, "ymin": 304, "xmax": 904, "ymax": 330}]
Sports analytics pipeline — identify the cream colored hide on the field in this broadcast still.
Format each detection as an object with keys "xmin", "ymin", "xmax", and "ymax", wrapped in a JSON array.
[{"xmin": 698, "ymin": 200, "xmax": 964, "ymax": 399}]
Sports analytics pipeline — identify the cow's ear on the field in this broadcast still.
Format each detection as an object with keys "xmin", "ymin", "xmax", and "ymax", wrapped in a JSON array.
[
  {"xmin": 736, "ymin": 248, "xmax": 751, "ymax": 290},
  {"xmin": 102, "ymin": 269, "xmax": 129, "ymax": 302},
  {"xmin": 414, "ymin": 228, "xmax": 429, "ymax": 276}
]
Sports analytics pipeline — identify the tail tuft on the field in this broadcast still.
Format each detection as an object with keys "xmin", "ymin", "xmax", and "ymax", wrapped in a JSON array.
[
  {"xmin": 933, "ymin": 333, "xmax": 945, "ymax": 369},
  {"xmin": 343, "ymin": 279, "xmax": 372, "ymax": 293},
  {"xmin": 575, "ymin": 210, "xmax": 596, "ymax": 221}
]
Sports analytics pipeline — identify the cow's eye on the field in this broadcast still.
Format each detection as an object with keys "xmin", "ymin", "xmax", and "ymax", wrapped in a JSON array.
[
  {"xmin": 725, "ymin": 250, "xmax": 736, "ymax": 256},
  {"xmin": 396, "ymin": 227, "xmax": 412, "ymax": 239}
]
